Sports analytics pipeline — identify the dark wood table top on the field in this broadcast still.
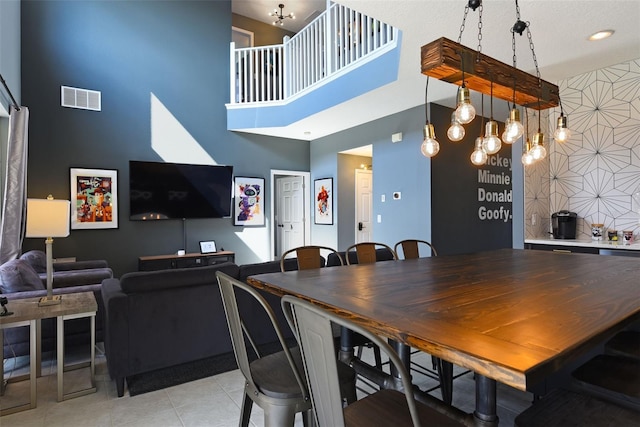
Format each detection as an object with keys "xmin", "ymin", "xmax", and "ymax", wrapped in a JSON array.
[{"xmin": 247, "ymin": 248, "xmax": 640, "ymax": 391}]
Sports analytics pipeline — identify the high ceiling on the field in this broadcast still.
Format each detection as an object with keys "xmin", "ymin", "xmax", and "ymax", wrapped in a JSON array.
[{"xmin": 231, "ymin": 1, "xmax": 640, "ymax": 142}]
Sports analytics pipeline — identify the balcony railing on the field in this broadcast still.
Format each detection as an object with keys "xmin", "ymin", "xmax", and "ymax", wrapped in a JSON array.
[{"xmin": 230, "ymin": 3, "xmax": 398, "ymax": 105}]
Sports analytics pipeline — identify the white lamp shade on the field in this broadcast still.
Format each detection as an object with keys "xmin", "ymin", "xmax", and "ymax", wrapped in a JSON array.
[{"xmin": 26, "ymin": 198, "xmax": 71, "ymax": 238}]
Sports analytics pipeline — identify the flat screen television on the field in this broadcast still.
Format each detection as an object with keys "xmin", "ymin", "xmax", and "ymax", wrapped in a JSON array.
[{"xmin": 129, "ymin": 161, "xmax": 233, "ymax": 220}]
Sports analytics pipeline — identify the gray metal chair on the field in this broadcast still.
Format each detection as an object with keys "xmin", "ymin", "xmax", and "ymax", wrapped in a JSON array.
[
  {"xmin": 217, "ymin": 271, "xmax": 313, "ymax": 427},
  {"xmin": 282, "ymin": 295, "xmax": 464, "ymax": 426}
]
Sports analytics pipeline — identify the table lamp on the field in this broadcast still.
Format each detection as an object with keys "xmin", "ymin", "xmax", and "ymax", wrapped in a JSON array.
[{"xmin": 25, "ymin": 195, "xmax": 70, "ymax": 306}]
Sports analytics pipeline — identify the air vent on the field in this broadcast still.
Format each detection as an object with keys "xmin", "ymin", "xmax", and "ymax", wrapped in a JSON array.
[{"xmin": 61, "ymin": 86, "xmax": 101, "ymax": 111}]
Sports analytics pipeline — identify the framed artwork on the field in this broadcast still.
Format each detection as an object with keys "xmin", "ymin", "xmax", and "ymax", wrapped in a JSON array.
[
  {"xmin": 314, "ymin": 178, "xmax": 333, "ymax": 225},
  {"xmin": 70, "ymin": 168, "xmax": 118, "ymax": 230},
  {"xmin": 234, "ymin": 176, "xmax": 265, "ymax": 226}
]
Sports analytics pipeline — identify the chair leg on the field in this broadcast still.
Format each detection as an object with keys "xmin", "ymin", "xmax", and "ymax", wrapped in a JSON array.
[
  {"xmin": 302, "ymin": 408, "xmax": 315, "ymax": 427},
  {"xmin": 373, "ymin": 345, "xmax": 383, "ymax": 370},
  {"xmin": 239, "ymin": 392, "xmax": 253, "ymax": 427},
  {"xmin": 435, "ymin": 357, "xmax": 454, "ymax": 405},
  {"xmin": 264, "ymin": 404, "xmax": 297, "ymax": 427},
  {"xmin": 341, "ymin": 375, "xmax": 358, "ymax": 404}
]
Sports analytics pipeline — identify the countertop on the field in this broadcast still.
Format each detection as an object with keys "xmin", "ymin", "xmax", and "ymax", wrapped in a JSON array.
[{"xmin": 525, "ymin": 237, "xmax": 640, "ymax": 251}]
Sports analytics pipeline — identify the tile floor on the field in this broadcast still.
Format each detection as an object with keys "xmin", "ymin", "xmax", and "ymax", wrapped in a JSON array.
[{"xmin": 1, "ymin": 344, "xmax": 534, "ymax": 426}]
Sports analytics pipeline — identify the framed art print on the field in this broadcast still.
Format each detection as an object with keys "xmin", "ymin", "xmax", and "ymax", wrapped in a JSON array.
[
  {"xmin": 70, "ymin": 168, "xmax": 118, "ymax": 230},
  {"xmin": 234, "ymin": 176, "xmax": 265, "ymax": 226},
  {"xmin": 314, "ymin": 178, "xmax": 333, "ymax": 225}
]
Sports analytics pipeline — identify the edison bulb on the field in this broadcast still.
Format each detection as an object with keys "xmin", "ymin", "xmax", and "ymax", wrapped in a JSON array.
[
  {"xmin": 421, "ymin": 138, "xmax": 440, "ymax": 157},
  {"xmin": 554, "ymin": 126, "xmax": 571, "ymax": 142},
  {"xmin": 470, "ymin": 137, "xmax": 488, "ymax": 165},
  {"xmin": 521, "ymin": 150, "xmax": 535, "ymax": 165},
  {"xmin": 502, "ymin": 109, "xmax": 524, "ymax": 144},
  {"xmin": 530, "ymin": 132, "xmax": 547, "ymax": 160},
  {"xmin": 482, "ymin": 121, "xmax": 502, "ymax": 155},
  {"xmin": 447, "ymin": 113, "xmax": 465, "ymax": 142},
  {"xmin": 455, "ymin": 102, "xmax": 476, "ymax": 125},
  {"xmin": 454, "ymin": 87, "xmax": 476, "ymax": 124},
  {"xmin": 421, "ymin": 124, "xmax": 440, "ymax": 157}
]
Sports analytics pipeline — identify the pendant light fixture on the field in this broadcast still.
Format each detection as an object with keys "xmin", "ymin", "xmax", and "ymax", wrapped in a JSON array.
[
  {"xmin": 269, "ymin": 3, "xmax": 295, "ymax": 26},
  {"xmin": 482, "ymin": 80, "xmax": 502, "ymax": 155},
  {"xmin": 419, "ymin": 0, "xmax": 569, "ymax": 166},
  {"xmin": 447, "ymin": 105, "xmax": 466, "ymax": 142},
  {"xmin": 529, "ymin": 106, "xmax": 547, "ymax": 161},
  {"xmin": 521, "ymin": 108, "xmax": 535, "ymax": 165},
  {"xmin": 471, "ymin": 94, "xmax": 488, "ymax": 165},
  {"xmin": 554, "ymin": 98, "xmax": 571, "ymax": 143},
  {"xmin": 421, "ymin": 77, "xmax": 440, "ymax": 157}
]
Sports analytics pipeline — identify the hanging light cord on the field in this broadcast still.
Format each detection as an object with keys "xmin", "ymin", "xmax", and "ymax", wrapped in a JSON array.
[
  {"xmin": 457, "ymin": 4, "xmax": 469, "ymax": 88},
  {"xmin": 425, "ymin": 76, "xmax": 430, "ymax": 124}
]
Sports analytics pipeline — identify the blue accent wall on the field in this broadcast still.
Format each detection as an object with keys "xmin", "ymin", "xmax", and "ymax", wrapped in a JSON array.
[
  {"xmin": 20, "ymin": 0, "xmax": 309, "ymax": 275},
  {"xmin": 311, "ymin": 104, "xmax": 432, "ymax": 251}
]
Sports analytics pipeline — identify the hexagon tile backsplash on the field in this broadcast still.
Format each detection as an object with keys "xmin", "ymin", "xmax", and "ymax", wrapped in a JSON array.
[{"xmin": 525, "ymin": 58, "xmax": 640, "ymax": 240}]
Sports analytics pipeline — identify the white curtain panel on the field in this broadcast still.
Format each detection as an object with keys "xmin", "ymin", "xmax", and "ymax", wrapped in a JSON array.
[{"xmin": 0, "ymin": 105, "xmax": 29, "ymax": 264}]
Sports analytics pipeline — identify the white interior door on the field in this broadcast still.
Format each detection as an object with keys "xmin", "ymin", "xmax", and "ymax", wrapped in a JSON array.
[
  {"xmin": 355, "ymin": 169, "xmax": 373, "ymax": 243},
  {"xmin": 276, "ymin": 175, "xmax": 305, "ymax": 257}
]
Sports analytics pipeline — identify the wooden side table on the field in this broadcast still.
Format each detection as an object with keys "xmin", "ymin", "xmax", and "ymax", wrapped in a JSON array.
[{"xmin": 0, "ymin": 292, "xmax": 97, "ymax": 415}]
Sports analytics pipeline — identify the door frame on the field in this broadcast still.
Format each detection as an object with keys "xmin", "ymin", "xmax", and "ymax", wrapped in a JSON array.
[{"xmin": 270, "ymin": 169, "xmax": 311, "ymax": 260}]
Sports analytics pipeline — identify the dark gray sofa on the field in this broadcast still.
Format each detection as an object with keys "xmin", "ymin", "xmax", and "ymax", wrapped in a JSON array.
[{"xmin": 101, "ymin": 262, "xmax": 241, "ymax": 397}]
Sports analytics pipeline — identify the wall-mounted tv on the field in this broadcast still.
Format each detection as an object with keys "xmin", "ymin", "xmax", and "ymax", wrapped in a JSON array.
[{"xmin": 129, "ymin": 161, "xmax": 233, "ymax": 220}]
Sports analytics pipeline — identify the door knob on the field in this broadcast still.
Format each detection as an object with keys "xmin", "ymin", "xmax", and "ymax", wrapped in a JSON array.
[{"xmin": 358, "ymin": 222, "xmax": 363, "ymax": 231}]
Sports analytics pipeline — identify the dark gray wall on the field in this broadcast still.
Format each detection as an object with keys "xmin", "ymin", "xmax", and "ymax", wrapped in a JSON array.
[{"xmin": 20, "ymin": 0, "xmax": 309, "ymax": 276}]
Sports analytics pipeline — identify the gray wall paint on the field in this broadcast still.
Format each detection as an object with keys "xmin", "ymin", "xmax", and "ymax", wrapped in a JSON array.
[{"xmin": 20, "ymin": 0, "xmax": 309, "ymax": 276}]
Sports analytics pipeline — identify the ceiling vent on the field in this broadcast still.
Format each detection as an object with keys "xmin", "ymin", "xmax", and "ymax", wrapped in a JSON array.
[{"xmin": 61, "ymin": 86, "xmax": 101, "ymax": 111}]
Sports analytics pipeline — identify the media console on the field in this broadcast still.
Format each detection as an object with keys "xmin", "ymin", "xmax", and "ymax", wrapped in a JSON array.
[{"xmin": 138, "ymin": 251, "xmax": 235, "ymax": 271}]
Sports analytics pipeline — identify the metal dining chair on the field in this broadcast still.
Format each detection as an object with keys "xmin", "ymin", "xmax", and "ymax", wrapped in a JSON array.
[
  {"xmin": 394, "ymin": 239, "xmax": 438, "ymax": 259},
  {"xmin": 344, "ymin": 242, "xmax": 397, "ymax": 265},
  {"xmin": 217, "ymin": 271, "xmax": 356, "ymax": 426},
  {"xmin": 282, "ymin": 295, "xmax": 465, "ymax": 427},
  {"xmin": 280, "ymin": 245, "xmax": 343, "ymax": 271},
  {"xmin": 217, "ymin": 271, "xmax": 313, "ymax": 426},
  {"xmin": 393, "ymin": 239, "xmax": 455, "ymax": 405}
]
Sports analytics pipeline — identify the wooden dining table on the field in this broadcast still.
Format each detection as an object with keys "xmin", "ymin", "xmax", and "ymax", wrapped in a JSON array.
[{"xmin": 247, "ymin": 248, "xmax": 640, "ymax": 426}]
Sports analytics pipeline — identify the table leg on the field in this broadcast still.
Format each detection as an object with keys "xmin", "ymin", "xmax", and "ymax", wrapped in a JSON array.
[
  {"xmin": 338, "ymin": 326, "xmax": 354, "ymax": 364},
  {"xmin": 35, "ymin": 319, "xmax": 42, "ymax": 378},
  {"xmin": 57, "ymin": 315, "xmax": 64, "ymax": 401},
  {"xmin": 29, "ymin": 320, "xmax": 36, "ymax": 409},
  {"xmin": 389, "ymin": 339, "xmax": 410, "ymax": 378},
  {"xmin": 474, "ymin": 374, "xmax": 499, "ymax": 426}
]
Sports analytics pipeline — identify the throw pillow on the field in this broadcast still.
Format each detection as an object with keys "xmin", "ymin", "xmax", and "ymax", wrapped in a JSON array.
[
  {"xmin": 19, "ymin": 250, "xmax": 47, "ymax": 274},
  {"xmin": 0, "ymin": 259, "xmax": 46, "ymax": 294}
]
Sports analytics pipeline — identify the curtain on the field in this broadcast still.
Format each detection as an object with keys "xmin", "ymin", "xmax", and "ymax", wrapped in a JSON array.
[{"xmin": 0, "ymin": 105, "xmax": 29, "ymax": 264}]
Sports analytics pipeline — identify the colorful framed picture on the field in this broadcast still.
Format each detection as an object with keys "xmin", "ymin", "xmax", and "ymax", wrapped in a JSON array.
[
  {"xmin": 70, "ymin": 168, "xmax": 118, "ymax": 230},
  {"xmin": 234, "ymin": 176, "xmax": 265, "ymax": 226},
  {"xmin": 314, "ymin": 178, "xmax": 333, "ymax": 225}
]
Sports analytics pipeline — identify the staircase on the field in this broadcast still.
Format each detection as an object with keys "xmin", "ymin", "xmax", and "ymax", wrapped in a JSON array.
[{"xmin": 227, "ymin": 3, "xmax": 401, "ymax": 134}]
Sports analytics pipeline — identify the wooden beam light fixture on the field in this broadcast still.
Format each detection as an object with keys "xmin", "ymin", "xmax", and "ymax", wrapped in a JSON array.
[
  {"xmin": 420, "ymin": 37, "xmax": 559, "ymax": 110},
  {"xmin": 419, "ymin": 0, "xmax": 568, "ymax": 166}
]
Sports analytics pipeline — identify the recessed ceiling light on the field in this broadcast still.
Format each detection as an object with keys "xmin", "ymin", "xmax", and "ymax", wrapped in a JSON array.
[
  {"xmin": 588, "ymin": 30, "xmax": 614, "ymax": 41},
  {"xmin": 303, "ymin": 131, "xmax": 311, "ymax": 135}
]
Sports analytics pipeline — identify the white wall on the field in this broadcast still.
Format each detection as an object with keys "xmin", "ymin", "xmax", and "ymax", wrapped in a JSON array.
[{"xmin": 525, "ymin": 58, "xmax": 640, "ymax": 239}]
